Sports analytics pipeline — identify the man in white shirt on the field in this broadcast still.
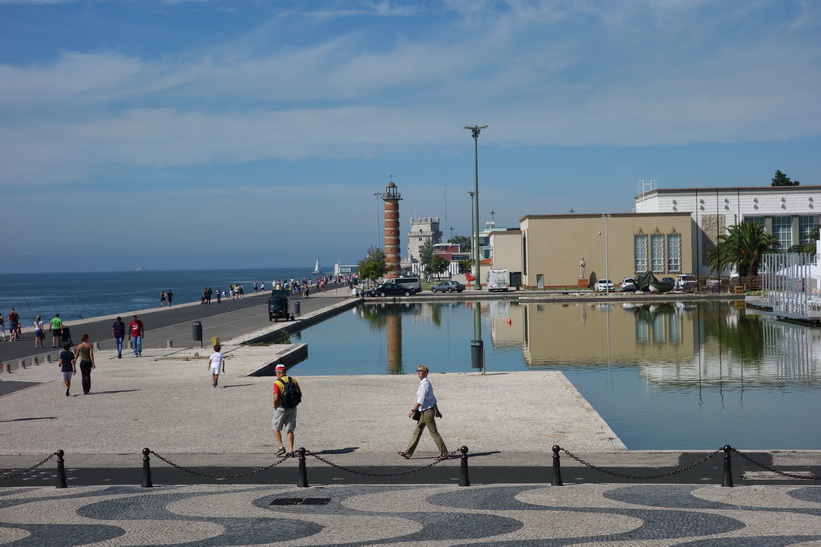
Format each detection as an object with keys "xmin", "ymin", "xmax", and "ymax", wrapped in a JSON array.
[{"xmin": 398, "ymin": 365, "xmax": 449, "ymax": 461}]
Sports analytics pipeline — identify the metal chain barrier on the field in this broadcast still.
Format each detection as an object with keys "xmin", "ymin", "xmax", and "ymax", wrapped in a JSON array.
[
  {"xmin": 732, "ymin": 448, "xmax": 821, "ymax": 481},
  {"xmin": 560, "ymin": 446, "xmax": 722, "ymax": 480},
  {"xmin": 305, "ymin": 449, "xmax": 460, "ymax": 478},
  {"xmin": 0, "ymin": 452, "xmax": 58, "ymax": 481},
  {"xmin": 148, "ymin": 450, "xmax": 290, "ymax": 479}
]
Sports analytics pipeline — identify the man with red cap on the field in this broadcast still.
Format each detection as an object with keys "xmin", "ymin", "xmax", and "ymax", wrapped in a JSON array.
[{"xmin": 272, "ymin": 363, "xmax": 301, "ymax": 457}]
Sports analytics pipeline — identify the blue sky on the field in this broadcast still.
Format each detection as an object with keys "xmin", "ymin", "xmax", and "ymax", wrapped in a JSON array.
[{"xmin": 1, "ymin": 0, "xmax": 819, "ymax": 273}]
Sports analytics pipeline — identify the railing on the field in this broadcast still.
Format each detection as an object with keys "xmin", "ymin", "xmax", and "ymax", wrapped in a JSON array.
[{"xmin": 3, "ymin": 445, "xmax": 818, "ymax": 489}]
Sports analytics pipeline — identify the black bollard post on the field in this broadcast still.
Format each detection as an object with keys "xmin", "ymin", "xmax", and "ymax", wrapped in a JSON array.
[
  {"xmin": 459, "ymin": 446, "xmax": 470, "ymax": 487},
  {"xmin": 56, "ymin": 450, "xmax": 67, "ymax": 489},
  {"xmin": 297, "ymin": 447, "xmax": 308, "ymax": 488},
  {"xmin": 721, "ymin": 445, "xmax": 734, "ymax": 487},
  {"xmin": 551, "ymin": 445, "xmax": 563, "ymax": 486},
  {"xmin": 142, "ymin": 448, "xmax": 153, "ymax": 488}
]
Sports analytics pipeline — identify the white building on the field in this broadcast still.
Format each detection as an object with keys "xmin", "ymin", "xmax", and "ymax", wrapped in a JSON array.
[
  {"xmin": 406, "ymin": 217, "xmax": 442, "ymax": 264},
  {"xmin": 635, "ymin": 185, "xmax": 820, "ymax": 275}
]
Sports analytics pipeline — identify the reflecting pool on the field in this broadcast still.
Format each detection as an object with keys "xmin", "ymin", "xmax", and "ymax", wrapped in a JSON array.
[{"xmin": 290, "ymin": 300, "xmax": 821, "ymax": 450}]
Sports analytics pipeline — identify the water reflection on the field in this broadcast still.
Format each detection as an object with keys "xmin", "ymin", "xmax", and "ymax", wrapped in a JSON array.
[{"xmin": 300, "ymin": 300, "xmax": 820, "ymax": 448}]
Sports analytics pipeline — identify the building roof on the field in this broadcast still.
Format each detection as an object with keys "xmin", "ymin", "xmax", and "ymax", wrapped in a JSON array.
[
  {"xmin": 635, "ymin": 185, "xmax": 821, "ymax": 200},
  {"xmin": 519, "ymin": 211, "xmax": 692, "ymax": 222}
]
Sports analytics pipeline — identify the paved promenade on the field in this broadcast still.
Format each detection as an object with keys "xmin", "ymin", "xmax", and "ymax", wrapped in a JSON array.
[{"xmin": 2, "ymin": 287, "xmax": 820, "ymax": 545}]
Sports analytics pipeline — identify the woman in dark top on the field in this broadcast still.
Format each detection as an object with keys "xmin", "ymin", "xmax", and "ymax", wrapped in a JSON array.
[{"xmin": 74, "ymin": 333, "xmax": 95, "ymax": 395}]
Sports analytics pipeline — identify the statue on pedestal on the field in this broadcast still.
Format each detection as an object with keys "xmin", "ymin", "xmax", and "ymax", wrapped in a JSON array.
[{"xmin": 579, "ymin": 258, "xmax": 586, "ymax": 279}]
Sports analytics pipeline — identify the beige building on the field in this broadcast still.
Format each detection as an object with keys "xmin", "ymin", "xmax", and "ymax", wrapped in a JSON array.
[{"xmin": 517, "ymin": 212, "xmax": 694, "ymax": 289}]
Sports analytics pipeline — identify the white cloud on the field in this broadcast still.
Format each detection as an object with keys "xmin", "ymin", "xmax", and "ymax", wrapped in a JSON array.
[{"xmin": 0, "ymin": 0, "xmax": 819, "ymax": 189}]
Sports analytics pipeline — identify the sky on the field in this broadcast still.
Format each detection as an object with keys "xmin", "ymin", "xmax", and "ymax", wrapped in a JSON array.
[{"xmin": 1, "ymin": 0, "xmax": 819, "ymax": 274}]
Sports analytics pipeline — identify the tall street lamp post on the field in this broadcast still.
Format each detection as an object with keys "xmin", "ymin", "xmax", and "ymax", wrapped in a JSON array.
[
  {"xmin": 602, "ymin": 214, "xmax": 611, "ymax": 293},
  {"xmin": 464, "ymin": 125, "xmax": 487, "ymax": 291},
  {"xmin": 464, "ymin": 124, "xmax": 487, "ymax": 374}
]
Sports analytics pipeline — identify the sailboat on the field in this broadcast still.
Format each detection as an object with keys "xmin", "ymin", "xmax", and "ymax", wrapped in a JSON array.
[{"xmin": 313, "ymin": 259, "xmax": 322, "ymax": 275}]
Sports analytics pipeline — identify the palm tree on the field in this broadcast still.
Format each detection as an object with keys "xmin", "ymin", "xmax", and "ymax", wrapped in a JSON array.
[
  {"xmin": 801, "ymin": 225, "xmax": 820, "ymax": 254},
  {"xmin": 706, "ymin": 221, "xmax": 779, "ymax": 276}
]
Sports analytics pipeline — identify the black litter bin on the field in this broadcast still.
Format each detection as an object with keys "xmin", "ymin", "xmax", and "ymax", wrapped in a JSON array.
[
  {"xmin": 192, "ymin": 321, "xmax": 202, "ymax": 346},
  {"xmin": 294, "ymin": 301, "xmax": 301, "ymax": 315},
  {"xmin": 470, "ymin": 339, "xmax": 484, "ymax": 369}
]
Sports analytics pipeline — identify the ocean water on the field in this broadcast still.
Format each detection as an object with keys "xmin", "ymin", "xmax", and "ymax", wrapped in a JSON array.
[{"xmin": 0, "ymin": 268, "xmax": 317, "ymax": 322}]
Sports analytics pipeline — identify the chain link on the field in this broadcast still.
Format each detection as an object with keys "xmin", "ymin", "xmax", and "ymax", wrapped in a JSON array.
[
  {"xmin": 149, "ymin": 450, "xmax": 290, "ymax": 479},
  {"xmin": 560, "ymin": 447, "xmax": 722, "ymax": 480},
  {"xmin": 304, "ymin": 449, "xmax": 460, "ymax": 478},
  {"xmin": 731, "ymin": 448, "xmax": 821, "ymax": 481},
  {"xmin": 0, "ymin": 452, "xmax": 58, "ymax": 481}
]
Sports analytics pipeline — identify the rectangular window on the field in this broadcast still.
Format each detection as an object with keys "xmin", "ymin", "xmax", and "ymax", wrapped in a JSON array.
[
  {"xmin": 772, "ymin": 217, "xmax": 792, "ymax": 249},
  {"xmin": 798, "ymin": 216, "xmax": 817, "ymax": 246},
  {"xmin": 651, "ymin": 234, "xmax": 664, "ymax": 272},
  {"xmin": 634, "ymin": 235, "xmax": 647, "ymax": 272},
  {"xmin": 666, "ymin": 234, "xmax": 681, "ymax": 272},
  {"xmin": 744, "ymin": 216, "xmax": 764, "ymax": 226}
]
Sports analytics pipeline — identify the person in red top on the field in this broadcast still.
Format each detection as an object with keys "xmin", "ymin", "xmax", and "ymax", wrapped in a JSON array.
[
  {"xmin": 129, "ymin": 315, "xmax": 144, "ymax": 357},
  {"xmin": 8, "ymin": 308, "xmax": 19, "ymax": 342}
]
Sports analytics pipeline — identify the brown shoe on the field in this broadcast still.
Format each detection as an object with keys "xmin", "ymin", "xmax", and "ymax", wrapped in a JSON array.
[{"xmin": 397, "ymin": 451, "xmax": 411, "ymax": 459}]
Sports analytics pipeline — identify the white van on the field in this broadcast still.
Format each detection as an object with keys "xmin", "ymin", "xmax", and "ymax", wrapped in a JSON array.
[{"xmin": 385, "ymin": 277, "xmax": 422, "ymax": 293}]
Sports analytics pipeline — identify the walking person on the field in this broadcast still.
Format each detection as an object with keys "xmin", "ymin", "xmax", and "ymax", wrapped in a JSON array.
[
  {"xmin": 33, "ymin": 315, "xmax": 45, "ymax": 348},
  {"xmin": 112, "ymin": 316, "xmax": 126, "ymax": 359},
  {"xmin": 160, "ymin": 290, "xmax": 166, "ymax": 307},
  {"xmin": 166, "ymin": 290, "xmax": 173, "ymax": 307},
  {"xmin": 50, "ymin": 313, "xmax": 63, "ymax": 347},
  {"xmin": 272, "ymin": 363, "xmax": 301, "ymax": 457},
  {"xmin": 0, "ymin": 313, "xmax": 7, "ymax": 342},
  {"xmin": 74, "ymin": 334, "xmax": 95, "ymax": 395},
  {"xmin": 398, "ymin": 365, "xmax": 449, "ymax": 461},
  {"xmin": 8, "ymin": 308, "xmax": 19, "ymax": 341},
  {"xmin": 129, "ymin": 315, "xmax": 144, "ymax": 357},
  {"xmin": 208, "ymin": 344, "xmax": 225, "ymax": 388},
  {"xmin": 58, "ymin": 342, "xmax": 76, "ymax": 396}
]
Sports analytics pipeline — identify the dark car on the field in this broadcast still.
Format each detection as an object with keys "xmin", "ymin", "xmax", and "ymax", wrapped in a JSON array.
[
  {"xmin": 367, "ymin": 283, "xmax": 417, "ymax": 297},
  {"xmin": 431, "ymin": 280, "xmax": 465, "ymax": 293}
]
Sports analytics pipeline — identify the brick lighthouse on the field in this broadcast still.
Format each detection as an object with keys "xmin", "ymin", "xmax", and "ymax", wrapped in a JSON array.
[{"xmin": 382, "ymin": 180, "xmax": 402, "ymax": 279}]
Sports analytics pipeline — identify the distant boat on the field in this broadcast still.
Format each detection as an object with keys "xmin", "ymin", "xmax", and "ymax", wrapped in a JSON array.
[
  {"xmin": 313, "ymin": 259, "xmax": 322, "ymax": 275},
  {"xmin": 135, "ymin": 266, "xmax": 146, "ymax": 271}
]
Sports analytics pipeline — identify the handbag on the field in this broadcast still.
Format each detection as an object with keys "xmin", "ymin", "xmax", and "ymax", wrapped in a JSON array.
[{"xmin": 411, "ymin": 409, "xmax": 421, "ymax": 421}]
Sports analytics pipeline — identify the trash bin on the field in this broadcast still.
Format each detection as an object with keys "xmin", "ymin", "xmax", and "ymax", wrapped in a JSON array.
[
  {"xmin": 470, "ymin": 339, "xmax": 484, "ymax": 369},
  {"xmin": 192, "ymin": 321, "xmax": 202, "ymax": 343},
  {"xmin": 294, "ymin": 301, "xmax": 301, "ymax": 315}
]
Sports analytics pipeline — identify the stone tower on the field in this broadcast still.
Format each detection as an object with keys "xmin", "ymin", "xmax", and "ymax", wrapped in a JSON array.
[{"xmin": 382, "ymin": 181, "xmax": 402, "ymax": 278}]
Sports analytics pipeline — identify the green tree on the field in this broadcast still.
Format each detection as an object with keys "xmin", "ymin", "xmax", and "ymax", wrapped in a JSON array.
[
  {"xmin": 448, "ymin": 234, "xmax": 472, "ymax": 254},
  {"xmin": 357, "ymin": 246, "xmax": 387, "ymax": 282},
  {"xmin": 429, "ymin": 254, "xmax": 450, "ymax": 278},
  {"xmin": 800, "ymin": 225, "xmax": 820, "ymax": 254},
  {"xmin": 771, "ymin": 169, "xmax": 800, "ymax": 186},
  {"xmin": 706, "ymin": 221, "xmax": 779, "ymax": 277},
  {"xmin": 419, "ymin": 239, "xmax": 435, "ymax": 267}
]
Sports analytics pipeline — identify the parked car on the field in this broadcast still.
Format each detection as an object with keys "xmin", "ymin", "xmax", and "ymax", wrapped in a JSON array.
[
  {"xmin": 431, "ymin": 280, "xmax": 465, "ymax": 293},
  {"xmin": 594, "ymin": 279, "xmax": 615, "ymax": 292},
  {"xmin": 383, "ymin": 276, "xmax": 422, "ymax": 292},
  {"xmin": 620, "ymin": 277, "xmax": 637, "ymax": 292},
  {"xmin": 367, "ymin": 283, "xmax": 417, "ymax": 297}
]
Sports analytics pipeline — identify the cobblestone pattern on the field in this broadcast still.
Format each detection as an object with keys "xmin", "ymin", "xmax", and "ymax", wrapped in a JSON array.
[{"xmin": 1, "ymin": 483, "xmax": 820, "ymax": 545}]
